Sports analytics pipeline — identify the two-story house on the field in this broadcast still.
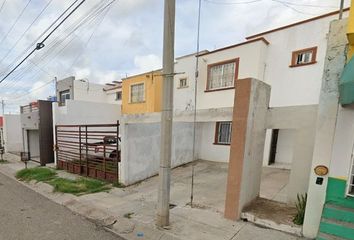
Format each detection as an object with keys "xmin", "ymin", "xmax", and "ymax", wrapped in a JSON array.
[
  {"xmin": 121, "ymin": 70, "xmax": 162, "ymax": 114},
  {"xmin": 174, "ymin": 8, "xmax": 350, "ymax": 167}
]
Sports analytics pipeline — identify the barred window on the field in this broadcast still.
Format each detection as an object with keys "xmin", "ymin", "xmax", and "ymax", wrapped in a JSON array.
[
  {"xmin": 207, "ymin": 61, "xmax": 236, "ymax": 90},
  {"xmin": 215, "ymin": 122, "xmax": 232, "ymax": 145},
  {"xmin": 59, "ymin": 90, "xmax": 70, "ymax": 106},
  {"xmin": 130, "ymin": 83, "xmax": 144, "ymax": 103}
]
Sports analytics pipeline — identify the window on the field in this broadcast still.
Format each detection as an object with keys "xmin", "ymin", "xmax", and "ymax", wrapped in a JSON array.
[
  {"xmin": 130, "ymin": 83, "xmax": 144, "ymax": 103},
  {"xmin": 207, "ymin": 59, "xmax": 238, "ymax": 91},
  {"xmin": 215, "ymin": 122, "xmax": 232, "ymax": 145},
  {"xmin": 59, "ymin": 90, "xmax": 70, "ymax": 106},
  {"xmin": 115, "ymin": 91, "xmax": 122, "ymax": 101},
  {"xmin": 179, "ymin": 78, "xmax": 188, "ymax": 88},
  {"xmin": 291, "ymin": 47, "xmax": 317, "ymax": 67}
]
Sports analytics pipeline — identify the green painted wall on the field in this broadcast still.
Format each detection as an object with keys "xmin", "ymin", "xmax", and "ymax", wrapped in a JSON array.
[
  {"xmin": 325, "ymin": 177, "xmax": 354, "ymax": 209},
  {"xmin": 317, "ymin": 177, "xmax": 354, "ymax": 240},
  {"xmin": 339, "ymin": 56, "xmax": 354, "ymax": 105}
]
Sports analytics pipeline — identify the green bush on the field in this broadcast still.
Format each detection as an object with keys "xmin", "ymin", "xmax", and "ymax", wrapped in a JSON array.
[{"xmin": 293, "ymin": 193, "xmax": 307, "ymax": 225}]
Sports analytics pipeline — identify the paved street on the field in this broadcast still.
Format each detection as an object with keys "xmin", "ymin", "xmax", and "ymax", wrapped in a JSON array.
[{"xmin": 0, "ymin": 172, "xmax": 122, "ymax": 240}]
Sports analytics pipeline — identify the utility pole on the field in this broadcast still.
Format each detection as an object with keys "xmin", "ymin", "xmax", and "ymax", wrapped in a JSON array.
[
  {"xmin": 157, "ymin": 0, "xmax": 175, "ymax": 228},
  {"xmin": 339, "ymin": 0, "xmax": 344, "ymax": 19}
]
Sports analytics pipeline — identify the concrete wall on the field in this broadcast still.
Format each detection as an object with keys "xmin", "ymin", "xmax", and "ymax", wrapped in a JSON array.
[
  {"xmin": 3, "ymin": 114, "xmax": 22, "ymax": 153},
  {"xmin": 198, "ymin": 122, "xmax": 230, "ymax": 162},
  {"xmin": 225, "ymin": 78, "xmax": 270, "ymax": 220},
  {"xmin": 120, "ymin": 121, "xmax": 197, "ymax": 185},
  {"xmin": 20, "ymin": 110, "xmax": 39, "ymax": 130},
  {"xmin": 53, "ymin": 100, "xmax": 121, "ymax": 125},
  {"xmin": 329, "ymin": 105, "xmax": 354, "ymax": 179},
  {"xmin": 73, "ymin": 80, "xmax": 108, "ymax": 103},
  {"xmin": 274, "ymin": 129, "xmax": 295, "ymax": 166},
  {"xmin": 265, "ymin": 105, "xmax": 318, "ymax": 202},
  {"xmin": 247, "ymin": 11, "xmax": 349, "ymax": 107}
]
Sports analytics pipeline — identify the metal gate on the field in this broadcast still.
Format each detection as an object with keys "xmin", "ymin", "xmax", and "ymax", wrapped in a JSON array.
[{"xmin": 55, "ymin": 123, "xmax": 120, "ymax": 182}]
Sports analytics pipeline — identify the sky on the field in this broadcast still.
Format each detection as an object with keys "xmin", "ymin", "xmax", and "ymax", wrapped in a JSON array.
[{"xmin": 0, "ymin": 0, "xmax": 350, "ymax": 113}]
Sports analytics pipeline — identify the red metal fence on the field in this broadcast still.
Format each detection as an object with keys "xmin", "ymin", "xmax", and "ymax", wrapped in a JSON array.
[{"xmin": 55, "ymin": 123, "xmax": 120, "ymax": 182}]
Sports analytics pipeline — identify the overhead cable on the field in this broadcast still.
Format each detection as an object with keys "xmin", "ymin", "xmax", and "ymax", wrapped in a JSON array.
[
  {"xmin": 0, "ymin": 0, "xmax": 33, "ymax": 47},
  {"xmin": 0, "ymin": 0, "xmax": 86, "ymax": 84}
]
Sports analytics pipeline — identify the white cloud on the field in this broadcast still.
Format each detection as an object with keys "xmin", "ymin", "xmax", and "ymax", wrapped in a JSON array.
[
  {"xmin": 133, "ymin": 54, "xmax": 162, "ymax": 73},
  {"xmin": 0, "ymin": 0, "xmax": 351, "ymax": 113}
]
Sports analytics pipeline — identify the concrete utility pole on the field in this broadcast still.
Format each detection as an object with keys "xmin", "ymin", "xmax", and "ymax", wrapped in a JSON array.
[{"xmin": 157, "ymin": 0, "xmax": 175, "ymax": 227}]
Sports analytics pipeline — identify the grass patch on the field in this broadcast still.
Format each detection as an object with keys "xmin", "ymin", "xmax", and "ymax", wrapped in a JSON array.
[
  {"xmin": 0, "ymin": 159, "xmax": 9, "ymax": 164},
  {"xmin": 48, "ymin": 177, "xmax": 111, "ymax": 196},
  {"xmin": 16, "ymin": 167, "xmax": 111, "ymax": 196},
  {"xmin": 15, "ymin": 167, "xmax": 57, "ymax": 182}
]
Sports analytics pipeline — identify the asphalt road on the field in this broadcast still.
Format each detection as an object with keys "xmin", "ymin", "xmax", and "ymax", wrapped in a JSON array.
[{"xmin": 0, "ymin": 172, "xmax": 122, "ymax": 240}]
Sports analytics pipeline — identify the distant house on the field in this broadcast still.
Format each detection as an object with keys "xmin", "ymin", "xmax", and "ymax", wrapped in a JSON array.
[
  {"xmin": 121, "ymin": 70, "xmax": 162, "ymax": 114},
  {"xmin": 20, "ymin": 101, "xmax": 54, "ymax": 166},
  {"xmin": 53, "ymin": 76, "xmax": 121, "ymax": 126}
]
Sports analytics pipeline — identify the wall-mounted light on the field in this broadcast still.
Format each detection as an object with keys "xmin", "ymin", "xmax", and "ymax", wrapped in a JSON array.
[{"xmin": 314, "ymin": 165, "xmax": 329, "ymax": 176}]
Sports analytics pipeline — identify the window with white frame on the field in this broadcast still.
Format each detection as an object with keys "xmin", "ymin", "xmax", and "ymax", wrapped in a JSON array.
[
  {"xmin": 348, "ymin": 158, "xmax": 354, "ymax": 197},
  {"xmin": 59, "ymin": 90, "xmax": 70, "ymax": 106},
  {"xmin": 179, "ymin": 78, "xmax": 188, "ymax": 88},
  {"xmin": 215, "ymin": 122, "xmax": 232, "ymax": 145},
  {"xmin": 291, "ymin": 47, "xmax": 317, "ymax": 67},
  {"xmin": 207, "ymin": 60, "xmax": 237, "ymax": 90},
  {"xmin": 130, "ymin": 83, "xmax": 144, "ymax": 103}
]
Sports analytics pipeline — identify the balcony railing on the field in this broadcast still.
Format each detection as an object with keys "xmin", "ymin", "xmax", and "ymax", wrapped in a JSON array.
[{"xmin": 20, "ymin": 102, "xmax": 39, "ymax": 114}]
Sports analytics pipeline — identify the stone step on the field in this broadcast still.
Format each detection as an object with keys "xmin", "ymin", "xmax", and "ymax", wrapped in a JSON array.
[
  {"xmin": 317, "ymin": 232, "xmax": 348, "ymax": 240},
  {"xmin": 323, "ymin": 204, "xmax": 354, "ymax": 224},
  {"xmin": 319, "ymin": 218, "xmax": 354, "ymax": 240}
]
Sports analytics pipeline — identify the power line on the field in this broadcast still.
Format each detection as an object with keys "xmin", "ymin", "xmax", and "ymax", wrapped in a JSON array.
[
  {"xmin": 67, "ymin": 0, "xmax": 115, "ymax": 71},
  {"xmin": 0, "ymin": 0, "xmax": 33, "ymax": 47},
  {"xmin": 2, "ymin": 0, "xmax": 112, "ymax": 93},
  {"xmin": 0, "ymin": 0, "xmax": 86, "ymax": 85},
  {"xmin": 0, "ymin": 0, "xmax": 54, "ymax": 66},
  {"xmin": 10, "ymin": 78, "xmax": 55, "ymax": 101},
  {"xmin": 0, "ymin": 0, "xmax": 6, "ymax": 15},
  {"xmin": 274, "ymin": 0, "xmax": 337, "ymax": 8},
  {"xmin": 271, "ymin": 0, "xmax": 318, "ymax": 15},
  {"xmin": 0, "ymin": 0, "xmax": 81, "ymax": 77},
  {"xmin": 0, "ymin": 0, "xmax": 107, "ymax": 89}
]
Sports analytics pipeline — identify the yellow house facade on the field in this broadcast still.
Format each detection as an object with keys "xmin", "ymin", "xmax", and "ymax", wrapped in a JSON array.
[
  {"xmin": 347, "ymin": 0, "xmax": 354, "ymax": 58},
  {"xmin": 122, "ymin": 70, "xmax": 162, "ymax": 114}
]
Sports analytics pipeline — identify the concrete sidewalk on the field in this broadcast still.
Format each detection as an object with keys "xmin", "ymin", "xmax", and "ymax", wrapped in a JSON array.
[{"xmin": 0, "ymin": 153, "xmax": 305, "ymax": 240}]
